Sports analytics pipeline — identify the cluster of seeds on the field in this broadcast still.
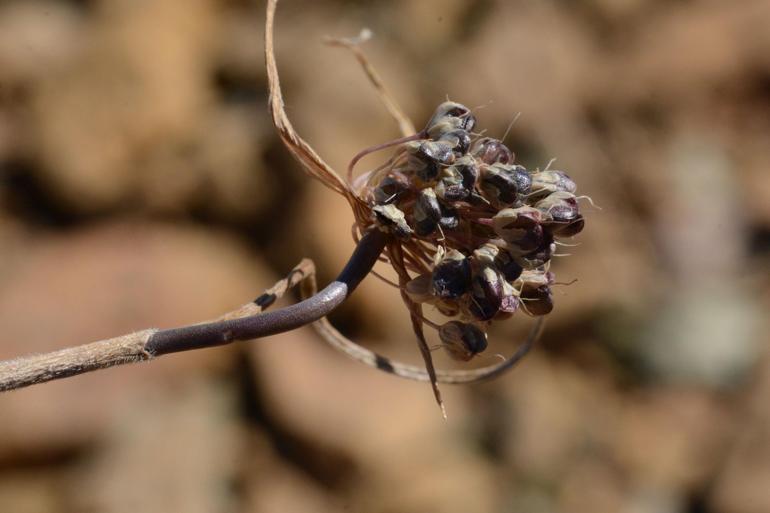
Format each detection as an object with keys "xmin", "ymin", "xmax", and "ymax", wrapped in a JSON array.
[{"xmin": 364, "ymin": 102, "xmax": 584, "ymax": 362}]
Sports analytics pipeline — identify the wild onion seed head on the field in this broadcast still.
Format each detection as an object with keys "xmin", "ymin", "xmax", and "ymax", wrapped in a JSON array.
[{"xmin": 362, "ymin": 101, "xmax": 585, "ymax": 359}]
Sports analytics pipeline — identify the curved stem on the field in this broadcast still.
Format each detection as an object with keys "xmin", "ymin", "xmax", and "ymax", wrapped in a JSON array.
[
  {"xmin": 0, "ymin": 229, "xmax": 388, "ymax": 392},
  {"xmin": 145, "ymin": 228, "xmax": 387, "ymax": 355}
]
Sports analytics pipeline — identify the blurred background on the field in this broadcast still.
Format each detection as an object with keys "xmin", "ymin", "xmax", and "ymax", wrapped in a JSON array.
[{"xmin": 1, "ymin": 0, "xmax": 769, "ymax": 511}]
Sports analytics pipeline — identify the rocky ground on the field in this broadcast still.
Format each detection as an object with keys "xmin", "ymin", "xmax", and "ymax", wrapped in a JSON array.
[{"xmin": 1, "ymin": 1, "xmax": 769, "ymax": 512}]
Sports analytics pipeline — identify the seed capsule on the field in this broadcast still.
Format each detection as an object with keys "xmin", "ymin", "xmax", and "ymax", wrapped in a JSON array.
[
  {"xmin": 513, "ymin": 232, "xmax": 555, "ymax": 269},
  {"xmin": 431, "ymin": 250, "xmax": 471, "ymax": 299},
  {"xmin": 471, "ymin": 137, "xmax": 513, "ymax": 165},
  {"xmin": 413, "ymin": 188, "xmax": 442, "ymax": 236},
  {"xmin": 536, "ymin": 191, "xmax": 584, "ymax": 237},
  {"xmin": 520, "ymin": 284, "xmax": 554, "ymax": 316},
  {"xmin": 434, "ymin": 166, "xmax": 467, "ymax": 202},
  {"xmin": 468, "ymin": 266, "xmax": 504, "ymax": 321},
  {"xmin": 455, "ymin": 155, "xmax": 480, "ymax": 189},
  {"xmin": 438, "ymin": 321, "xmax": 488, "ymax": 361},
  {"xmin": 536, "ymin": 191, "xmax": 580, "ymax": 223},
  {"xmin": 373, "ymin": 173, "xmax": 410, "ymax": 204},
  {"xmin": 498, "ymin": 280, "xmax": 520, "ymax": 316},
  {"xmin": 480, "ymin": 163, "xmax": 530, "ymax": 206},
  {"xmin": 551, "ymin": 214, "xmax": 585, "ymax": 237},
  {"xmin": 439, "ymin": 129, "xmax": 471, "ymax": 156},
  {"xmin": 425, "ymin": 101, "xmax": 477, "ymax": 137},
  {"xmin": 492, "ymin": 206, "xmax": 546, "ymax": 252},
  {"xmin": 373, "ymin": 204, "xmax": 412, "ymax": 240},
  {"xmin": 530, "ymin": 170, "xmax": 577, "ymax": 198},
  {"xmin": 409, "ymin": 140, "xmax": 456, "ymax": 182}
]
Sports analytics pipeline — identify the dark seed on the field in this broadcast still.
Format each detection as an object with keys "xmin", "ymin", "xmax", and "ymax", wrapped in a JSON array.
[
  {"xmin": 536, "ymin": 191, "xmax": 579, "ymax": 223},
  {"xmin": 480, "ymin": 164, "xmax": 529, "ymax": 206},
  {"xmin": 515, "ymin": 232, "xmax": 555, "ymax": 268},
  {"xmin": 431, "ymin": 250, "xmax": 471, "ymax": 299},
  {"xmin": 413, "ymin": 140, "xmax": 455, "ymax": 182},
  {"xmin": 438, "ymin": 203, "xmax": 460, "ymax": 230},
  {"xmin": 455, "ymin": 155, "xmax": 479, "ymax": 190},
  {"xmin": 435, "ymin": 181, "xmax": 468, "ymax": 202},
  {"xmin": 551, "ymin": 214, "xmax": 585, "ymax": 237},
  {"xmin": 413, "ymin": 188, "xmax": 442, "ymax": 236},
  {"xmin": 468, "ymin": 266, "xmax": 504, "ymax": 321},
  {"xmin": 492, "ymin": 206, "xmax": 546, "ymax": 252},
  {"xmin": 414, "ymin": 217, "xmax": 438, "ymax": 236},
  {"xmin": 512, "ymin": 166, "xmax": 532, "ymax": 197},
  {"xmin": 373, "ymin": 174, "xmax": 410, "ymax": 204},
  {"xmin": 439, "ymin": 129, "xmax": 471, "ymax": 156},
  {"xmin": 415, "ymin": 188, "xmax": 442, "ymax": 221}
]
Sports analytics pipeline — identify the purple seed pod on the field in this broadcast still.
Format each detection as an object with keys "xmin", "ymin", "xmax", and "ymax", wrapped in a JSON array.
[
  {"xmin": 438, "ymin": 321, "xmax": 488, "ymax": 361},
  {"xmin": 471, "ymin": 137, "xmax": 514, "ymax": 165},
  {"xmin": 492, "ymin": 206, "xmax": 546, "ymax": 252},
  {"xmin": 425, "ymin": 101, "xmax": 477, "ymax": 136},
  {"xmin": 373, "ymin": 173, "xmax": 411, "ymax": 204},
  {"xmin": 480, "ymin": 163, "xmax": 530, "ymax": 206},
  {"xmin": 468, "ymin": 266, "xmax": 504, "ymax": 321},
  {"xmin": 530, "ymin": 170, "xmax": 577, "ymax": 198},
  {"xmin": 431, "ymin": 250, "xmax": 472, "ymax": 299},
  {"xmin": 439, "ymin": 129, "xmax": 471, "ymax": 156},
  {"xmin": 373, "ymin": 204, "xmax": 413, "ymax": 240},
  {"xmin": 498, "ymin": 281, "xmax": 520, "ymax": 314},
  {"xmin": 521, "ymin": 284, "xmax": 553, "ymax": 316},
  {"xmin": 413, "ymin": 188, "xmax": 442, "ymax": 236}
]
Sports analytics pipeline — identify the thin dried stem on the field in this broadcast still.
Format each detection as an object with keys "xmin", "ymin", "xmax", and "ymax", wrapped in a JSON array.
[
  {"xmin": 325, "ymin": 29, "xmax": 417, "ymax": 137},
  {"xmin": 0, "ymin": 331, "xmax": 156, "ymax": 392}
]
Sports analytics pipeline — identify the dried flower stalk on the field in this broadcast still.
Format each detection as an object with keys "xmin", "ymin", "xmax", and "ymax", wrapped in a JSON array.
[{"xmin": 0, "ymin": 0, "xmax": 573, "ymax": 416}]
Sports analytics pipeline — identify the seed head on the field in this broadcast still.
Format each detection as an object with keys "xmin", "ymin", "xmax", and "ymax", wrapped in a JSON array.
[{"xmin": 364, "ymin": 101, "xmax": 586, "ymax": 357}]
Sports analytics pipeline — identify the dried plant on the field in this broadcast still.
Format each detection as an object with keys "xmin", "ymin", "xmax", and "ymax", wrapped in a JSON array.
[{"xmin": 0, "ymin": 0, "xmax": 585, "ymax": 416}]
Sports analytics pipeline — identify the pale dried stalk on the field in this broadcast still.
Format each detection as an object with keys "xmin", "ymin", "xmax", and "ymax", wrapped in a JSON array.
[
  {"xmin": 325, "ymin": 30, "xmax": 417, "ymax": 137},
  {"xmin": 0, "ymin": 330, "xmax": 156, "ymax": 392}
]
